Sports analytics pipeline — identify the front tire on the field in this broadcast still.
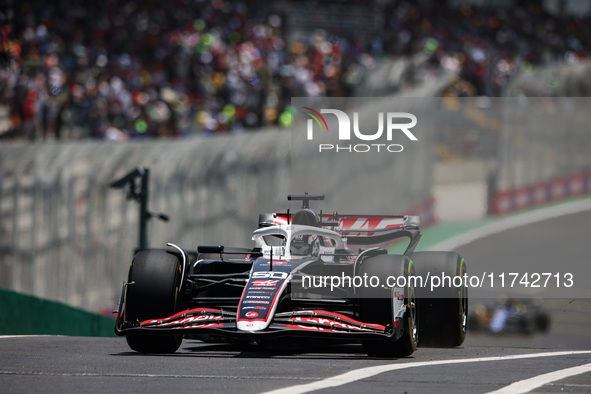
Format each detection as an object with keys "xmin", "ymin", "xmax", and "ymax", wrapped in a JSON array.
[
  {"xmin": 357, "ymin": 254, "xmax": 418, "ymax": 358},
  {"xmin": 413, "ymin": 251, "xmax": 467, "ymax": 347},
  {"xmin": 125, "ymin": 249, "xmax": 183, "ymax": 353}
]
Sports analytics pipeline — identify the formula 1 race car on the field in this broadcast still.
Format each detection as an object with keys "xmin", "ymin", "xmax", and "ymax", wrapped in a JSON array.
[
  {"xmin": 468, "ymin": 298, "xmax": 550, "ymax": 335},
  {"xmin": 115, "ymin": 194, "xmax": 468, "ymax": 357}
]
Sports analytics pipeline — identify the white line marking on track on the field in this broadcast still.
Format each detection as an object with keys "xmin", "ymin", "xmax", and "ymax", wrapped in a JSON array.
[
  {"xmin": 428, "ymin": 198, "xmax": 591, "ymax": 251},
  {"xmin": 0, "ymin": 370, "xmax": 316, "ymax": 380},
  {"xmin": 261, "ymin": 351, "xmax": 591, "ymax": 394},
  {"xmin": 486, "ymin": 362, "xmax": 591, "ymax": 394}
]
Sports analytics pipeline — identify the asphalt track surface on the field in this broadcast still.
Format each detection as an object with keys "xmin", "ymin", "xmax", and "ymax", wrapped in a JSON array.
[{"xmin": 1, "ymin": 209, "xmax": 590, "ymax": 393}]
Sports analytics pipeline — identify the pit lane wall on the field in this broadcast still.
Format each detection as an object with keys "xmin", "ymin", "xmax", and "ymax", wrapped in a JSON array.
[{"xmin": 0, "ymin": 116, "xmax": 435, "ymax": 311}]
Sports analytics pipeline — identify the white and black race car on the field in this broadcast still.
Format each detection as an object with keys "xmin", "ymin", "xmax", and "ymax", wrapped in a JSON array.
[{"xmin": 115, "ymin": 194, "xmax": 467, "ymax": 357}]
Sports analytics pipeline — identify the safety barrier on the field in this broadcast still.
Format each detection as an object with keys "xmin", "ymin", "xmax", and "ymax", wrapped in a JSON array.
[
  {"xmin": 0, "ymin": 288, "xmax": 115, "ymax": 336},
  {"xmin": 490, "ymin": 171, "xmax": 591, "ymax": 215}
]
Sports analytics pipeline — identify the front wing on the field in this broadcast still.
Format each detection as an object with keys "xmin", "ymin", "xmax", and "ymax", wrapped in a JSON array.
[{"xmin": 115, "ymin": 307, "xmax": 396, "ymax": 340}]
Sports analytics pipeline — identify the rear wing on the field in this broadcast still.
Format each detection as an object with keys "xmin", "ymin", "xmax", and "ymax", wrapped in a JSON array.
[
  {"xmin": 258, "ymin": 194, "xmax": 422, "ymax": 253},
  {"xmin": 261, "ymin": 213, "xmax": 419, "ymax": 231},
  {"xmin": 258, "ymin": 212, "xmax": 422, "ymax": 253},
  {"xmin": 276, "ymin": 193, "xmax": 420, "ymax": 232}
]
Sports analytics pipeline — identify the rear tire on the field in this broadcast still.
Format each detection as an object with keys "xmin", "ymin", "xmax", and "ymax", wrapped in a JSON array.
[
  {"xmin": 413, "ymin": 251, "xmax": 467, "ymax": 347},
  {"xmin": 125, "ymin": 249, "xmax": 183, "ymax": 353},
  {"xmin": 357, "ymin": 254, "xmax": 418, "ymax": 358}
]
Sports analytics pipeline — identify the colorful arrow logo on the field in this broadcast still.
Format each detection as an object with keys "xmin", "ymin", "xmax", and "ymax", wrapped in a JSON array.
[{"xmin": 302, "ymin": 107, "xmax": 328, "ymax": 132}]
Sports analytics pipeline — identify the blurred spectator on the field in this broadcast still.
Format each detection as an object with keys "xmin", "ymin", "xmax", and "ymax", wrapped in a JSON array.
[{"xmin": 0, "ymin": 0, "xmax": 589, "ymax": 141}]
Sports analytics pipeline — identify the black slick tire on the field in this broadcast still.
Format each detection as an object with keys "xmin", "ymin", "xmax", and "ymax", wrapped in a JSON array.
[
  {"xmin": 413, "ymin": 251, "xmax": 467, "ymax": 347},
  {"xmin": 125, "ymin": 249, "xmax": 183, "ymax": 353},
  {"xmin": 357, "ymin": 254, "xmax": 418, "ymax": 358}
]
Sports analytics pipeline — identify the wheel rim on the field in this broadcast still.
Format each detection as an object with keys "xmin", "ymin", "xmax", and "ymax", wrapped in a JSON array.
[
  {"xmin": 410, "ymin": 282, "xmax": 418, "ymax": 346},
  {"xmin": 461, "ymin": 287, "xmax": 468, "ymax": 336},
  {"xmin": 459, "ymin": 259, "xmax": 467, "ymax": 338}
]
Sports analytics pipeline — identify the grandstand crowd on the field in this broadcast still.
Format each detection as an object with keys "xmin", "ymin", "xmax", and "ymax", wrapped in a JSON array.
[{"xmin": 1, "ymin": 0, "xmax": 590, "ymax": 140}]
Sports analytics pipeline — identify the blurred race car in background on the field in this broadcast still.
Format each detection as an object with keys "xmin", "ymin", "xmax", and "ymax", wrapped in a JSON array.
[
  {"xmin": 468, "ymin": 297, "xmax": 550, "ymax": 335},
  {"xmin": 115, "ymin": 194, "xmax": 468, "ymax": 357}
]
